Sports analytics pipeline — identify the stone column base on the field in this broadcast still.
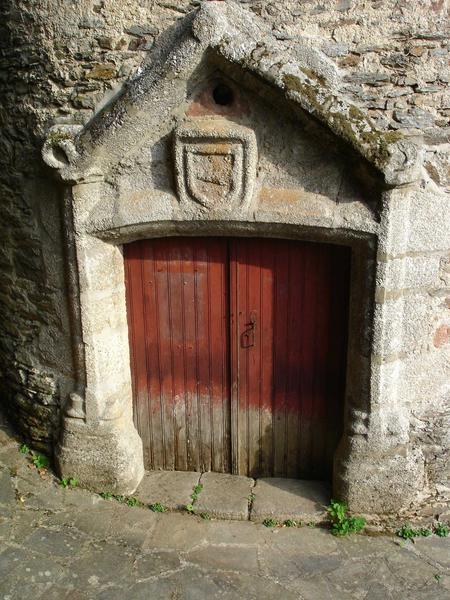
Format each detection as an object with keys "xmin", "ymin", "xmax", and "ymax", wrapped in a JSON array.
[
  {"xmin": 55, "ymin": 415, "xmax": 144, "ymax": 494},
  {"xmin": 334, "ymin": 437, "xmax": 425, "ymax": 515}
]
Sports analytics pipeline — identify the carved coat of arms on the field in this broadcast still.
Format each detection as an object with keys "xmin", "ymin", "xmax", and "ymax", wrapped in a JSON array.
[{"xmin": 174, "ymin": 118, "xmax": 257, "ymax": 209}]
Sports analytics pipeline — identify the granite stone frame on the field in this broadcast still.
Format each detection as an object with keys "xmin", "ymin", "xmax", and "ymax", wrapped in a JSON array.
[{"xmin": 43, "ymin": 1, "xmax": 427, "ymax": 514}]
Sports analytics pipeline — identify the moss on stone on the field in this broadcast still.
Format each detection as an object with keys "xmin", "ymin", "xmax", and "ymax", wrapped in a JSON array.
[
  {"xmin": 282, "ymin": 72, "xmax": 404, "ymax": 171},
  {"xmin": 47, "ymin": 130, "xmax": 72, "ymax": 146}
]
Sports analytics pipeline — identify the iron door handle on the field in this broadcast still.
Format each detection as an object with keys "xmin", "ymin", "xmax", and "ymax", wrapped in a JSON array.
[{"xmin": 241, "ymin": 312, "xmax": 257, "ymax": 348}]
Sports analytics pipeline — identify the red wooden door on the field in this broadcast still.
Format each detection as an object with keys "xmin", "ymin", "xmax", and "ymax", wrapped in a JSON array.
[
  {"xmin": 124, "ymin": 238, "xmax": 230, "ymax": 472},
  {"xmin": 230, "ymin": 239, "xmax": 350, "ymax": 479},
  {"xmin": 124, "ymin": 237, "xmax": 350, "ymax": 479}
]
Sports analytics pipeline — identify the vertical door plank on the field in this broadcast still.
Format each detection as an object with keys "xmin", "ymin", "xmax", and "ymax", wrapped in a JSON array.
[
  {"xmin": 124, "ymin": 242, "xmax": 152, "ymax": 466},
  {"xmin": 153, "ymin": 240, "xmax": 176, "ymax": 470},
  {"xmin": 194, "ymin": 242, "xmax": 212, "ymax": 471},
  {"xmin": 259, "ymin": 242, "xmax": 275, "ymax": 476},
  {"xmin": 272, "ymin": 240, "xmax": 290, "ymax": 477},
  {"xmin": 208, "ymin": 241, "xmax": 230, "ymax": 473},
  {"xmin": 297, "ymin": 243, "xmax": 317, "ymax": 478},
  {"xmin": 180, "ymin": 241, "xmax": 200, "ymax": 471},
  {"xmin": 167, "ymin": 242, "xmax": 188, "ymax": 471},
  {"xmin": 229, "ymin": 241, "xmax": 240, "ymax": 475},
  {"xmin": 141, "ymin": 242, "xmax": 162, "ymax": 469},
  {"xmin": 285, "ymin": 243, "xmax": 303, "ymax": 478}
]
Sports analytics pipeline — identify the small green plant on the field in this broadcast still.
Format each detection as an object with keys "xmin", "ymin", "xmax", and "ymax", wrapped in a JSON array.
[
  {"xmin": 98, "ymin": 492, "xmax": 141, "ymax": 506},
  {"xmin": 32, "ymin": 453, "xmax": 49, "ymax": 470},
  {"xmin": 307, "ymin": 522, "xmax": 316, "ymax": 528},
  {"xmin": 149, "ymin": 502, "xmax": 167, "ymax": 513},
  {"xmin": 60, "ymin": 477, "xmax": 78, "ymax": 488},
  {"xmin": 100, "ymin": 491, "xmax": 114, "ymax": 500},
  {"xmin": 434, "ymin": 523, "xmax": 449, "ymax": 538},
  {"xmin": 396, "ymin": 524, "xmax": 433, "ymax": 540},
  {"xmin": 191, "ymin": 483, "xmax": 203, "ymax": 502},
  {"xmin": 19, "ymin": 444, "xmax": 30, "ymax": 455},
  {"xmin": 283, "ymin": 519, "xmax": 297, "ymax": 527},
  {"xmin": 200, "ymin": 512, "xmax": 211, "ymax": 520},
  {"xmin": 185, "ymin": 503, "xmax": 195, "ymax": 513},
  {"xmin": 262, "ymin": 518, "xmax": 278, "ymax": 528},
  {"xmin": 435, "ymin": 574, "xmax": 442, "ymax": 583},
  {"xmin": 396, "ymin": 524, "xmax": 416, "ymax": 540},
  {"xmin": 327, "ymin": 500, "xmax": 365, "ymax": 536},
  {"xmin": 125, "ymin": 496, "xmax": 141, "ymax": 507}
]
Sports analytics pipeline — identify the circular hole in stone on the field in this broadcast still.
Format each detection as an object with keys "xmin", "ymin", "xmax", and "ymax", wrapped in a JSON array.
[{"xmin": 212, "ymin": 83, "xmax": 234, "ymax": 106}]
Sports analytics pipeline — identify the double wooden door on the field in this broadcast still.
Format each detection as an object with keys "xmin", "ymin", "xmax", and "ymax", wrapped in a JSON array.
[{"xmin": 124, "ymin": 237, "xmax": 350, "ymax": 479}]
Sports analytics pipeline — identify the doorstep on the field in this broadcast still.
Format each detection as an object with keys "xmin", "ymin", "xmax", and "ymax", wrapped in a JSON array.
[{"xmin": 135, "ymin": 470, "xmax": 330, "ymax": 524}]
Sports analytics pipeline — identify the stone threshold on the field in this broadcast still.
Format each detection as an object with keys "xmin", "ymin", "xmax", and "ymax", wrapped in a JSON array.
[{"xmin": 135, "ymin": 470, "xmax": 330, "ymax": 524}]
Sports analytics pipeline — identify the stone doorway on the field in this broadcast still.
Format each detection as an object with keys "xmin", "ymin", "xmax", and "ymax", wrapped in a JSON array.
[{"xmin": 124, "ymin": 236, "xmax": 351, "ymax": 480}]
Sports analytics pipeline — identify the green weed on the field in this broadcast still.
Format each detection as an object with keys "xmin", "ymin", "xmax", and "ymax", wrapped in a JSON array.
[
  {"xmin": 99, "ymin": 491, "xmax": 114, "ymax": 500},
  {"xmin": 60, "ymin": 477, "xmax": 78, "ymax": 488},
  {"xmin": 149, "ymin": 502, "xmax": 167, "ymax": 513},
  {"xmin": 19, "ymin": 444, "xmax": 30, "ymax": 455},
  {"xmin": 262, "ymin": 518, "xmax": 278, "ymax": 528},
  {"xmin": 434, "ymin": 523, "xmax": 449, "ymax": 538},
  {"xmin": 98, "ymin": 492, "xmax": 141, "ymax": 507},
  {"xmin": 327, "ymin": 500, "xmax": 365, "ymax": 536},
  {"xmin": 191, "ymin": 483, "xmax": 203, "ymax": 502},
  {"xmin": 396, "ymin": 524, "xmax": 433, "ymax": 540},
  {"xmin": 283, "ymin": 519, "xmax": 297, "ymax": 527},
  {"xmin": 32, "ymin": 453, "xmax": 49, "ymax": 470}
]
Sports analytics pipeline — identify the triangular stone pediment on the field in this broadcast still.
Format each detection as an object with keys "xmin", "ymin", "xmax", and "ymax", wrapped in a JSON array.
[{"xmin": 43, "ymin": 0, "xmax": 422, "ymax": 191}]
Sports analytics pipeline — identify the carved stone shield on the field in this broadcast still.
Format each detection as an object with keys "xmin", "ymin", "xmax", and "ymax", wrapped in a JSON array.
[{"xmin": 174, "ymin": 118, "xmax": 257, "ymax": 209}]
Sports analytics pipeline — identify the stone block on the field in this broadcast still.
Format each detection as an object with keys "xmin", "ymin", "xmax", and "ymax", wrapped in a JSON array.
[
  {"xmin": 55, "ymin": 415, "xmax": 144, "ymax": 495},
  {"xmin": 195, "ymin": 472, "xmax": 254, "ymax": 520},
  {"xmin": 251, "ymin": 479, "xmax": 330, "ymax": 524},
  {"xmin": 135, "ymin": 470, "xmax": 200, "ymax": 510},
  {"xmin": 376, "ymin": 255, "xmax": 441, "ymax": 292},
  {"xmin": 372, "ymin": 293, "xmax": 438, "ymax": 356}
]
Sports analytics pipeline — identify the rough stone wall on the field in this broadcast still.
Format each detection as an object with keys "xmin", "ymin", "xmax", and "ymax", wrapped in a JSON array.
[{"xmin": 0, "ymin": 0, "xmax": 448, "ymax": 509}]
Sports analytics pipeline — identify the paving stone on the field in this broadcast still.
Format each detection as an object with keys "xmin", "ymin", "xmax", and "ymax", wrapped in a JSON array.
[
  {"xmin": 135, "ymin": 470, "xmax": 200, "ymax": 510},
  {"xmin": 291, "ymin": 576, "xmax": 356, "ymax": 600},
  {"xmin": 0, "ymin": 446, "xmax": 25, "ymax": 470},
  {"xmin": 0, "ymin": 466, "xmax": 16, "ymax": 506},
  {"xmin": 0, "ymin": 546, "xmax": 33, "ymax": 576},
  {"xmin": 195, "ymin": 472, "xmax": 253, "ymax": 520},
  {"xmin": 263, "ymin": 523, "xmax": 338, "ymax": 555},
  {"xmin": 22, "ymin": 526, "xmax": 88, "ymax": 557},
  {"xmin": 68, "ymin": 541, "xmax": 137, "ymax": 591},
  {"xmin": 187, "ymin": 544, "xmax": 259, "ymax": 573},
  {"xmin": 109, "ymin": 502, "xmax": 159, "ymax": 546},
  {"xmin": 96, "ymin": 566, "xmax": 298, "ymax": 600},
  {"xmin": 413, "ymin": 536, "xmax": 450, "ymax": 570},
  {"xmin": 205, "ymin": 518, "xmax": 271, "ymax": 545},
  {"xmin": 41, "ymin": 586, "xmax": 91, "ymax": 600},
  {"xmin": 0, "ymin": 552, "xmax": 67, "ymax": 593},
  {"xmin": 251, "ymin": 478, "xmax": 330, "ymax": 523},
  {"xmin": 385, "ymin": 547, "xmax": 441, "ymax": 588},
  {"xmin": 324, "ymin": 556, "xmax": 389, "ymax": 595},
  {"xmin": 134, "ymin": 549, "xmax": 182, "ymax": 578},
  {"xmin": 0, "ymin": 575, "xmax": 53, "ymax": 600},
  {"xmin": 72, "ymin": 505, "xmax": 116, "ymax": 537},
  {"xmin": 143, "ymin": 512, "xmax": 211, "ymax": 551}
]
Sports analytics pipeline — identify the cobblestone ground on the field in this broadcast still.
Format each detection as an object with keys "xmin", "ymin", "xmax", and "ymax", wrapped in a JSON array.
[{"xmin": 0, "ymin": 418, "xmax": 449, "ymax": 599}]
